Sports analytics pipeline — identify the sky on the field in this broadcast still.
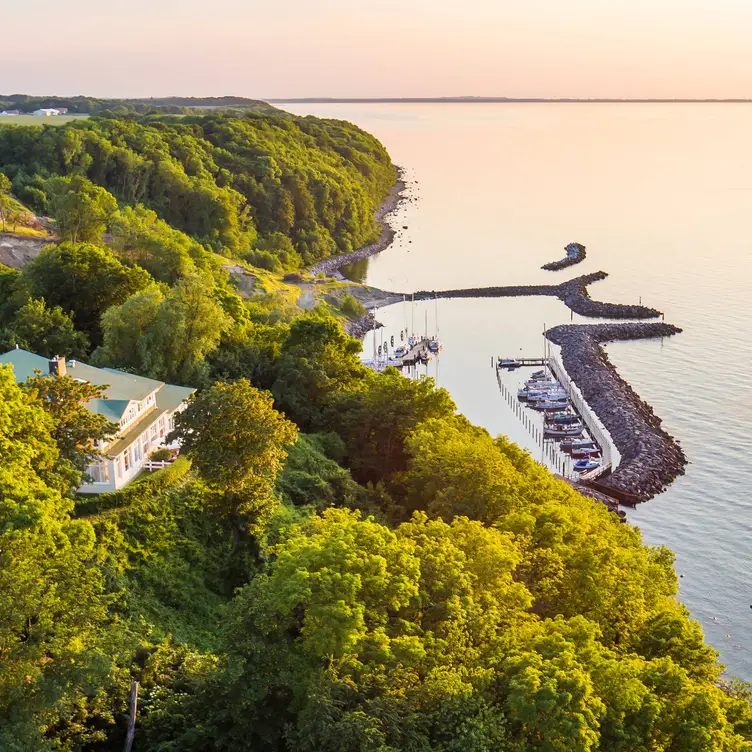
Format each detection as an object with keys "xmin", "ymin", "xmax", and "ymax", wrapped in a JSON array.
[{"xmin": 4, "ymin": 0, "xmax": 752, "ymax": 99}]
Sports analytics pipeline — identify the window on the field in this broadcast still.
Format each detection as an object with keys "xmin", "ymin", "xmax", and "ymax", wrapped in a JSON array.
[
  {"xmin": 87, "ymin": 462, "xmax": 110, "ymax": 483},
  {"xmin": 123, "ymin": 449, "xmax": 130, "ymax": 472}
]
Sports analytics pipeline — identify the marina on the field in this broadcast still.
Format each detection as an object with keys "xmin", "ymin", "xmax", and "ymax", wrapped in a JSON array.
[{"xmin": 494, "ymin": 353, "xmax": 621, "ymax": 513}]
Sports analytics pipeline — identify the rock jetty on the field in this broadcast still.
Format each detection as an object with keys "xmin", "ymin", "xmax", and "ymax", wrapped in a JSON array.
[
  {"xmin": 409, "ymin": 271, "xmax": 661, "ymax": 320},
  {"xmin": 545, "ymin": 323, "xmax": 687, "ymax": 502},
  {"xmin": 542, "ymin": 242, "xmax": 586, "ymax": 271}
]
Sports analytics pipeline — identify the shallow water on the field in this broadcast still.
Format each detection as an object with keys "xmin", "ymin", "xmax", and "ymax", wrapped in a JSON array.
[{"xmin": 283, "ymin": 102, "xmax": 752, "ymax": 678}]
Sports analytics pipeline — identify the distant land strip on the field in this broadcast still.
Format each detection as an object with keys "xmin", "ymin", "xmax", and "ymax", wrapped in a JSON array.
[{"xmin": 267, "ymin": 97, "xmax": 752, "ymax": 104}]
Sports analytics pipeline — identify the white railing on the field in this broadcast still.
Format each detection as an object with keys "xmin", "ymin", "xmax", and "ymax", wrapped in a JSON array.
[{"xmin": 144, "ymin": 460, "xmax": 173, "ymax": 471}]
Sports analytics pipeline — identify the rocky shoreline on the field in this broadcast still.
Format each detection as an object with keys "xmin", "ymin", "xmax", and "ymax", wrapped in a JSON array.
[
  {"xmin": 309, "ymin": 168, "xmax": 408, "ymax": 277},
  {"xmin": 542, "ymin": 241, "xmax": 587, "ymax": 271},
  {"xmin": 545, "ymin": 323, "xmax": 687, "ymax": 502}
]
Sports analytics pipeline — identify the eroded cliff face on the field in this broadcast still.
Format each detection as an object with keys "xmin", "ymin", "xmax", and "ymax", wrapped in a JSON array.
[{"xmin": 0, "ymin": 234, "xmax": 50, "ymax": 269}]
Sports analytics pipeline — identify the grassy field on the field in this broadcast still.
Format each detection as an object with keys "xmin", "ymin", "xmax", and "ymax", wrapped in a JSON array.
[{"xmin": 0, "ymin": 114, "xmax": 89, "ymax": 126}]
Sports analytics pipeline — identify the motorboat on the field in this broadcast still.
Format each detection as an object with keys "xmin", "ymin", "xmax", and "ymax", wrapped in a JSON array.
[
  {"xmin": 393, "ymin": 346, "xmax": 409, "ymax": 358},
  {"xmin": 526, "ymin": 390, "xmax": 568, "ymax": 403},
  {"xmin": 428, "ymin": 339, "xmax": 441, "ymax": 353},
  {"xmin": 571, "ymin": 446, "xmax": 601, "ymax": 458},
  {"xmin": 574, "ymin": 458, "xmax": 601, "ymax": 473},
  {"xmin": 534, "ymin": 400, "xmax": 571, "ymax": 411},
  {"xmin": 498, "ymin": 359, "xmax": 521, "ymax": 369},
  {"xmin": 544, "ymin": 424, "xmax": 583, "ymax": 438},
  {"xmin": 524, "ymin": 378, "xmax": 559, "ymax": 389},
  {"xmin": 560, "ymin": 438, "xmax": 596, "ymax": 452},
  {"xmin": 530, "ymin": 369, "xmax": 547, "ymax": 379},
  {"xmin": 546, "ymin": 412, "xmax": 581, "ymax": 425}
]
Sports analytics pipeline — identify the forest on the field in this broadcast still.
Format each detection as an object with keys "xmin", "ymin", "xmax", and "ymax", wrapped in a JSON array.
[
  {"xmin": 1, "ymin": 111, "xmax": 751, "ymax": 751},
  {"xmin": 0, "ymin": 95, "xmax": 280, "ymax": 115}
]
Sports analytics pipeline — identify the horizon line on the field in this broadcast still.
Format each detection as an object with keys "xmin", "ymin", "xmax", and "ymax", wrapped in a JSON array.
[{"xmin": 266, "ymin": 96, "xmax": 752, "ymax": 104}]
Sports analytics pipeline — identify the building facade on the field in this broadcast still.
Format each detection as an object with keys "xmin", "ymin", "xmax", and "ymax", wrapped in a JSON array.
[{"xmin": 0, "ymin": 349, "xmax": 195, "ymax": 493}]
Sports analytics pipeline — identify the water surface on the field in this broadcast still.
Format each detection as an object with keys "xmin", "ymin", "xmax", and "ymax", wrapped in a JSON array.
[{"xmin": 283, "ymin": 102, "xmax": 752, "ymax": 678}]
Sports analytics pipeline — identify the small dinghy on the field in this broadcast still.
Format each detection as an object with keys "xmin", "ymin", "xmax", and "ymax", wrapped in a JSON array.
[
  {"xmin": 498, "ymin": 359, "xmax": 521, "ymax": 369},
  {"xmin": 574, "ymin": 458, "xmax": 601, "ymax": 472},
  {"xmin": 544, "ymin": 424, "xmax": 583, "ymax": 438},
  {"xmin": 571, "ymin": 446, "xmax": 601, "ymax": 458},
  {"xmin": 535, "ymin": 400, "xmax": 571, "ymax": 411},
  {"xmin": 560, "ymin": 438, "xmax": 596, "ymax": 452},
  {"xmin": 546, "ymin": 411, "xmax": 580, "ymax": 425}
]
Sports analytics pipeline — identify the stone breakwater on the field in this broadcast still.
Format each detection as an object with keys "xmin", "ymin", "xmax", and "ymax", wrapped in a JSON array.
[
  {"xmin": 545, "ymin": 323, "xmax": 687, "ymax": 502},
  {"xmin": 542, "ymin": 242, "xmax": 587, "ymax": 271},
  {"xmin": 309, "ymin": 170, "xmax": 407, "ymax": 277},
  {"xmin": 409, "ymin": 271, "xmax": 661, "ymax": 320}
]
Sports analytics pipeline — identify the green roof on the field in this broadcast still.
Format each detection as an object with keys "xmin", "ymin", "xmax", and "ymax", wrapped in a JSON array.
[{"xmin": 0, "ymin": 349, "xmax": 194, "ymax": 423}]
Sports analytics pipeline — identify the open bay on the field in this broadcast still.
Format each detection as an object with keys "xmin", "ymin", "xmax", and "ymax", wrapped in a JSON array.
[{"xmin": 283, "ymin": 102, "xmax": 752, "ymax": 678}]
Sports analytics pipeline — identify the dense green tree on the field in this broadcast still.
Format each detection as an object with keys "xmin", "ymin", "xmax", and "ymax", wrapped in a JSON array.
[
  {"xmin": 0, "ymin": 297, "xmax": 89, "ymax": 358},
  {"xmin": 169, "ymin": 379, "xmax": 298, "ymax": 537},
  {"xmin": 45, "ymin": 174, "xmax": 118, "ymax": 243},
  {"xmin": 272, "ymin": 312, "xmax": 367, "ymax": 430},
  {"xmin": 95, "ymin": 276, "xmax": 233, "ymax": 384},
  {"xmin": 328, "ymin": 368, "xmax": 456, "ymax": 488},
  {"xmin": 0, "ymin": 367, "xmax": 113, "ymax": 750},
  {"xmin": 109, "ymin": 204, "xmax": 211, "ymax": 284},
  {"xmin": 23, "ymin": 372, "xmax": 117, "ymax": 489},
  {"xmin": 0, "ymin": 113, "xmax": 395, "ymax": 265},
  {"xmin": 23, "ymin": 242, "xmax": 151, "ymax": 346}
]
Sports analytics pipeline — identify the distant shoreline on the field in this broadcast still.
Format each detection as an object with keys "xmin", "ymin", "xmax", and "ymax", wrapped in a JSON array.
[{"xmin": 270, "ymin": 97, "xmax": 752, "ymax": 104}]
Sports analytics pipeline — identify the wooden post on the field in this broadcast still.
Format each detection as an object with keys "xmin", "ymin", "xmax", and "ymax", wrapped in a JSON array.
[{"xmin": 124, "ymin": 680, "xmax": 138, "ymax": 752}]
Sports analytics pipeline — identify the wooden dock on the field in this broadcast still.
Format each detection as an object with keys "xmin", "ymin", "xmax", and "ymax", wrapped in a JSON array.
[{"xmin": 495, "ymin": 356, "xmax": 547, "ymax": 368}]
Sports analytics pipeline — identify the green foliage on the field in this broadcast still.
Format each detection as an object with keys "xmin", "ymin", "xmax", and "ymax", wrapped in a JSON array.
[
  {"xmin": 45, "ymin": 174, "xmax": 118, "ymax": 243},
  {"xmin": 277, "ymin": 433, "xmax": 364, "ymax": 510},
  {"xmin": 110, "ymin": 204, "xmax": 211, "ymax": 284},
  {"xmin": 95, "ymin": 276, "xmax": 232, "ymax": 385},
  {"xmin": 170, "ymin": 379, "xmax": 298, "ymax": 534},
  {"xmin": 0, "ymin": 112, "xmax": 396, "ymax": 266},
  {"xmin": 339, "ymin": 293, "xmax": 367, "ymax": 318},
  {"xmin": 0, "ymin": 367, "xmax": 113, "ymax": 750},
  {"xmin": 23, "ymin": 242, "xmax": 151, "ymax": 346},
  {"xmin": 272, "ymin": 311, "xmax": 367, "ymax": 430},
  {"xmin": 0, "ymin": 297, "xmax": 89, "ymax": 358},
  {"xmin": 0, "ymin": 109, "xmax": 748, "ymax": 751},
  {"xmin": 22, "ymin": 372, "xmax": 117, "ymax": 490}
]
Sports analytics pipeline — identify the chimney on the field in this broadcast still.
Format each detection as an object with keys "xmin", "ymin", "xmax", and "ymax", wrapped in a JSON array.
[{"xmin": 48, "ymin": 355, "xmax": 66, "ymax": 377}]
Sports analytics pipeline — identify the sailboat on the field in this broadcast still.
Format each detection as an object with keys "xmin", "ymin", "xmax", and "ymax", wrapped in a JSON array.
[{"xmin": 428, "ymin": 295, "xmax": 442, "ymax": 353}]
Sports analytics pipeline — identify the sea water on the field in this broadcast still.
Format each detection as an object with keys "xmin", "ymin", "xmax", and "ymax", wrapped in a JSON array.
[{"xmin": 281, "ymin": 102, "xmax": 752, "ymax": 678}]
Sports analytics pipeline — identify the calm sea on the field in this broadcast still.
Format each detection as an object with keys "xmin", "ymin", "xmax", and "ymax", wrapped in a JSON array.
[{"xmin": 282, "ymin": 102, "xmax": 752, "ymax": 679}]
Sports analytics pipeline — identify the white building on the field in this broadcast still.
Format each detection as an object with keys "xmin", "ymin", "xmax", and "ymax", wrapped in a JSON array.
[
  {"xmin": 32, "ymin": 108, "xmax": 60, "ymax": 117},
  {"xmin": 0, "ymin": 349, "xmax": 195, "ymax": 493}
]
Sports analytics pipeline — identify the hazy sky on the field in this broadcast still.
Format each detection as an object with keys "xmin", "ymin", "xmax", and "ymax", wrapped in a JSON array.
[{"xmin": 4, "ymin": 0, "xmax": 752, "ymax": 98}]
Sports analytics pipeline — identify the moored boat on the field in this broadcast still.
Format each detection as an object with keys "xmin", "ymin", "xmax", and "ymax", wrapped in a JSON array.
[
  {"xmin": 560, "ymin": 438, "xmax": 597, "ymax": 452},
  {"xmin": 546, "ymin": 412, "xmax": 581, "ymax": 425},
  {"xmin": 544, "ymin": 423, "xmax": 583, "ymax": 438},
  {"xmin": 498, "ymin": 359, "xmax": 521, "ymax": 369},
  {"xmin": 534, "ymin": 400, "xmax": 571, "ymax": 411},
  {"xmin": 574, "ymin": 458, "xmax": 601, "ymax": 473},
  {"xmin": 571, "ymin": 446, "xmax": 602, "ymax": 458}
]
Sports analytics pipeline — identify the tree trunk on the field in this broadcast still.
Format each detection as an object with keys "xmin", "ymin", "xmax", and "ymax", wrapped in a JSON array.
[{"xmin": 124, "ymin": 680, "xmax": 139, "ymax": 752}]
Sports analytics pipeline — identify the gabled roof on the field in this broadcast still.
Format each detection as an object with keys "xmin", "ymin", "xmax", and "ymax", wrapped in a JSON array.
[
  {"xmin": 0, "ymin": 349, "xmax": 186, "ymax": 422},
  {"xmin": 0, "ymin": 349, "xmax": 165, "ymax": 408}
]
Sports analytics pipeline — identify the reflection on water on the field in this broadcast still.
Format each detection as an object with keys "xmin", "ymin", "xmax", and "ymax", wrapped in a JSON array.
[
  {"xmin": 340, "ymin": 257, "xmax": 370, "ymax": 283},
  {"xmin": 283, "ymin": 102, "xmax": 752, "ymax": 679}
]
